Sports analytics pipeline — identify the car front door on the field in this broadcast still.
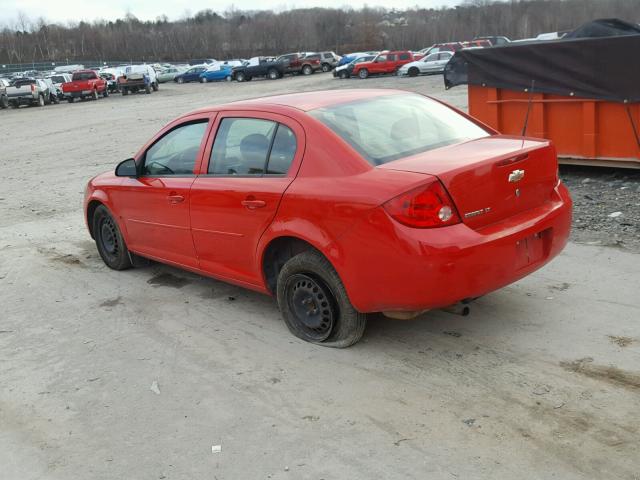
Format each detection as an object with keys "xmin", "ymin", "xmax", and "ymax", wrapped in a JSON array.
[
  {"xmin": 112, "ymin": 115, "xmax": 213, "ymax": 267},
  {"xmin": 190, "ymin": 112, "xmax": 304, "ymax": 287},
  {"xmin": 422, "ymin": 53, "xmax": 440, "ymax": 73}
]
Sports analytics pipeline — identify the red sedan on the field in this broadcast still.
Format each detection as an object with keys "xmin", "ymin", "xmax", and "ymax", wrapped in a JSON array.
[{"xmin": 84, "ymin": 89, "xmax": 572, "ymax": 347}]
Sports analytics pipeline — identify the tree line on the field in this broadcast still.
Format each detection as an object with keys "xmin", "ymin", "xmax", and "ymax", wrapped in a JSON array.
[{"xmin": 0, "ymin": 0, "xmax": 638, "ymax": 64}]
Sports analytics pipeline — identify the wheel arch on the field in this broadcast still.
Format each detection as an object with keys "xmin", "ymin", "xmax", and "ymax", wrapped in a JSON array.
[{"xmin": 260, "ymin": 234, "xmax": 341, "ymax": 296}]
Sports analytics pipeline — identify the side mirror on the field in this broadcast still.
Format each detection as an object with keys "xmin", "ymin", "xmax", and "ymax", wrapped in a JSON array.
[{"xmin": 115, "ymin": 158, "xmax": 137, "ymax": 177}]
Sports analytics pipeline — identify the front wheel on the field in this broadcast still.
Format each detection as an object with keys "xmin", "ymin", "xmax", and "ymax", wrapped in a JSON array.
[
  {"xmin": 177, "ymin": 77, "xmax": 184, "ymax": 84},
  {"xmin": 302, "ymin": 65, "xmax": 313, "ymax": 75},
  {"xmin": 93, "ymin": 205, "xmax": 132, "ymax": 270},
  {"xmin": 277, "ymin": 250, "xmax": 366, "ymax": 348},
  {"xmin": 103, "ymin": 88, "xmax": 109, "ymax": 97},
  {"xmin": 145, "ymin": 84, "xmax": 151, "ymax": 94},
  {"xmin": 321, "ymin": 63, "xmax": 331, "ymax": 72},
  {"xmin": 339, "ymin": 70, "xmax": 348, "ymax": 79},
  {"xmin": 200, "ymin": 77, "xmax": 207, "ymax": 83},
  {"xmin": 235, "ymin": 72, "xmax": 246, "ymax": 82},
  {"xmin": 267, "ymin": 68, "xmax": 279, "ymax": 80},
  {"xmin": 408, "ymin": 67, "xmax": 419, "ymax": 77},
  {"xmin": 152, "ymin": 82, "xmax": 159, "ymax": 91},
  {"xmin": 358, "ymin": 69, "xmax": 369, "ymax": 79}
]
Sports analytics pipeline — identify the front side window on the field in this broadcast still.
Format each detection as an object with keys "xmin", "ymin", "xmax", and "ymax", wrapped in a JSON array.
[
  {"xmin": 388, "ymin": 54, "xmax": 397, "ymax": 61},
  {"xmin": 376, "ymin": 55, "xmax": 388, "ymax": 62},
  {"xmin": 425, "ymin": 54, "xmax": 439, "ymax": 63},
  {"xmin": 143, "ymin": 122, "xmax": 208, "ymax": 175},
  {"xmin": 309, "ymin": 94, "xmax": 489, "ymax": 166},
  {"xmin": 209, "ymin": 118, "xmax": 297, "ymax": 175}
]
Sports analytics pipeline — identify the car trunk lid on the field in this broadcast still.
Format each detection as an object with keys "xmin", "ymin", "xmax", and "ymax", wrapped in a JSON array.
[{"xmin": 379, "ymin": 136, "xmax": 558, "ymax": 229}]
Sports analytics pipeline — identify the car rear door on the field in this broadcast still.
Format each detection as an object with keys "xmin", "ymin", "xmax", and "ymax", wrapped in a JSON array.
[
  {"xmin": 112, "ymin": 114, "xmax": 214, "ymax": 267},
  {"xmin": 190, "ymin": 111, "xmax": 304, "ymax": 287}
]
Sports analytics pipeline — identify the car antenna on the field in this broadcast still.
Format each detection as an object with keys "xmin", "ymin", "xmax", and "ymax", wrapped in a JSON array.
[{"xmin": 521, "ymin": 79, "xmax": 536, "ymax": 147}]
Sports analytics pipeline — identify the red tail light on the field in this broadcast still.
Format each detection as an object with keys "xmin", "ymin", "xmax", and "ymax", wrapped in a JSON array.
[
  {"xmin": 31, "ymin": 84, "xmax": 36, "ymax": 92},
  {"xmin": 383, "ymin": 180, "xmax": 461, "ymax": 228}
]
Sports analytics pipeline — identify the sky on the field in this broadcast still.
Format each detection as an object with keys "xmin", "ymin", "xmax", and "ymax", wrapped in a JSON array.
[{"xmin": 0, "ymin": 0, "xmax": 462, "ymax": 25}]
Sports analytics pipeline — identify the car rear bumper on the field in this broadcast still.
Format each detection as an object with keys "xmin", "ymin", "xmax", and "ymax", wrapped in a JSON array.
[
  {"xmin": 333, "ymin": 182, "xmax": 572, "ymax": 313},
  {"xmin": 65, "ymin": 90, "xmax": 93, "ymax": 97}
]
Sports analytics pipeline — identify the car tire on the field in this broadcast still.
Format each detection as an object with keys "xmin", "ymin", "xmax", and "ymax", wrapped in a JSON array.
[
  {"xmin": 277, "ymin": 250, "xmax": 367, "ymax": 348},
  {"xmin": 200, "ymin": 77, "xmax": 207, "ymax": 83},
  {"xmin": 339, "ymin": 70, "xmax": 348, "ymax": 79},
  {"xmin": 358, "ymin": 69, "xmax": 369, "ymax": 79},
  {"xmin": 235, "ymin": 72, "xmax": 246, "ymax": 82},
  {"xmin": 267, "ymin": 68, "xmax": 279, "ymax": 80},
  {"xmin": 51, "ymin": 95, "xmax": 60, "ymax": 104},
  {"xmin": 225, "ymin": 75, "xmax": 232, "ymax": 82},
  {"xmin": 122, "ymin": 88, "xmax": 129, "ymax": 96},
  {"xmin": 93, "ymin": 205, "xmax": 133, "ymax": 271},
  {"xmin": 67, "ymin": 97, "xmax": 74, "ymax": 103},
  {"xmin": 37, "ymin": 94, "xmax": 45, "ymax": 107},
  {"xmin": 145, "ymin": 84, "xmax": 151, "ymax": 94},
  {"xmin": 0, "ymin": 96, "xmax": 8, "ymax": 109},
  {"xmin": 321, "ymin": 63, "xmax": 331, "ymax": 72},
  {"xmin": 302, "ymin": 65, "xmax": 313, "ymax": 75},
  {"xmin": 152, "ymin": 82, "xmax": 159, "ymax": 91},
  {"xmin": 177, "ymin": 77, "xmax": 184, "ymax": 84},
  {"xmin": 103, "ymin": 88, "xmax": 109, "ymax": 98},
  {"xmin": 409, "ymin": 67, "xmax": 419, "ymax": 77}
]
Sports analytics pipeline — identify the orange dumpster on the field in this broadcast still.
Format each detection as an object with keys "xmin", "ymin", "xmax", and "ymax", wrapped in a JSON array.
[{"xmin": 468, "ymin": 85, "xmax": 640, "ymax": 169}]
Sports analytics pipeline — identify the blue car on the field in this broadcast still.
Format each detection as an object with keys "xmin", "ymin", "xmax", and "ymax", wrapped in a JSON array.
[
  {"xmin": 199, "ymin": 65, "xmax": 234, "ymax": 83},
  {"xmin": 174, "ymin": 66, "xmax": 207, "ymax": 84}
]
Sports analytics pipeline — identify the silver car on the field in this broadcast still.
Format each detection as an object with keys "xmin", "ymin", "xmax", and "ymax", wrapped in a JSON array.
[{"xmin": 398, "ymin": 51, "xmax": 454, "ymax": 77}]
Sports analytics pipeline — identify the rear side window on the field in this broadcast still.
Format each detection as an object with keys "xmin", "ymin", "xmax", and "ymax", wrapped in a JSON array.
[
  {"xmin": 209, "ymin": 118, "xmax": 296, "ymax": 175},
  {"xmin": 399, "ymin": 53, "xmax": 409, "ymax": 60},
  {"xmin": 388, "ymin": 54, "xmax": 397, "ymax": 61},
  {"xmin": 310, "ymin": 94, "xmax": 489, "ymax": 165}
]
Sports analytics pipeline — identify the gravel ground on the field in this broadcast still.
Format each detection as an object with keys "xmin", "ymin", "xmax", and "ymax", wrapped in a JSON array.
[
  {"xmin": 1, "ymin": 73, "xmax": 639, "ymax": 480},
  {"xmin": 560, "ymin": 166, "xmax": 640, "ymax": 251}
]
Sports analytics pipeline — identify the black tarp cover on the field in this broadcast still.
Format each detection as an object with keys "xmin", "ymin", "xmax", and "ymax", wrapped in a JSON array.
[{"xmin": 444, "ymin": 32, "xmax": 640, "ymax": 102}]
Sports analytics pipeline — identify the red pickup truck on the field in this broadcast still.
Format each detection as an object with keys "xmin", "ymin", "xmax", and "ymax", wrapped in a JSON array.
[
  {"xmin": 62, "ymin": 70, "xmax": 108, "ymax": 103},
  {"xmin": 351, "ymin": 51, "xmax": 414, "ymax": 79}
]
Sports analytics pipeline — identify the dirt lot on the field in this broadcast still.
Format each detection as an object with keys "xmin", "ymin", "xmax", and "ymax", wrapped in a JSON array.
[{"xmin": 1, "ymin": 73, "xmax": 639, "ymax": 480}]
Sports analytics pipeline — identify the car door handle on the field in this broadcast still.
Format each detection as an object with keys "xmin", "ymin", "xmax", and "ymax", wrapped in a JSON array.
[
  {"xmin": 241, "ymin": 199, "xmax": 266, "ymax": 209},
  {"xmin": 167, "ymin": 194, "xmax": 185, "ymax": 204}
]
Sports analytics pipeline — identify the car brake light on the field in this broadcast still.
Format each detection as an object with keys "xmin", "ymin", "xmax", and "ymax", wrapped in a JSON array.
[
  {"xmin": 383, "ymin": 180, "xmax": 461, "ymax": 228},
  {"xmin": 31, "ymin": 84, "xmax": 36, "ymax": 92}
]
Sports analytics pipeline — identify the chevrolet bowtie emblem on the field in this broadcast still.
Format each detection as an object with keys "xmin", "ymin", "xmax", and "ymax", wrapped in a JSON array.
[{"xmin": 508, "ymin": 169, "xmax": 525, "ymax": 183}]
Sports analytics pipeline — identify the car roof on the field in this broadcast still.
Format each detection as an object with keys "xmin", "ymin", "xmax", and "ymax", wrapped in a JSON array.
[{"xmin": 189, "ymin": 89, "xmax": 408, "ymax": 114}]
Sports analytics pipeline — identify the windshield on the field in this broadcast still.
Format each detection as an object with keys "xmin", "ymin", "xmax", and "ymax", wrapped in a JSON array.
[{"xmin": 309, "ymin": 94, "xmax": 490, "ymax": 165}]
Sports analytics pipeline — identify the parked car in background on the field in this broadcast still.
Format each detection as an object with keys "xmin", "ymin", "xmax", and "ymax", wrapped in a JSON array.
[
  {"xmin": 119, "ymin": 65, "xmax": 158, "ymax": 95},
  {"xmin": 62, "ymin": 70, "xmax": 109, "ymax": 102},
  {"xmin": 220, "ymin": 59, "xmax": 245, "ymax": 68},
  {"xmin": 232, "ymin": 57, "xmax": 287, "ymax": 82},
  {"xmin": 99, "ymin": 72, "xmax": 120, "ymax": 93},
  {"xmin": 474, "ymin": 35, "xmax": 511, "ymax": 46},
  {"xmin": 174, "ymin": 66, "xmax": 207, "ymax": 84},
  {"xmin": 276, "ymin": 53, "xmax": 321, "ymax": 75},
  {"xmin": 47, "ymin": 73, "xmax": 71, "ymax": 92},
  {"xmin": 304, "ymin": 52, "xmax": 341, "ymax": 72},
  {"xmin": 0, "ymin": 79, "xmax": 8, "ymax": 109},
  {"xmin": 157, "ymin": 66, "xmax": 184, "ymax": 83},
  {"xmin": 415, "ymin": 40, "xmax": 492, "ymax": 60},
  {"xmin": 54, "ymin": 64, "xmax": 84, "ymax": 73},
  {"xmin": 333, "ymin": 55, "xmax": 375, "ymax": 79},
  {"xmin": 41, "ymin": 78, "xmax": 61, "ymax": 103},
  {"xmin": 352, "ymin": 50, "xmax": 414, "ymax": 79},
  {"xmin": 398, "ymin": 51, "xmax": 454, "ymax": 77},
  {"xmin": 200, "ymin": 64, "xmax": 234, "ymax": 83},
  {"xmin": 5, "ymin": 78, "xmax": 51, "ymax": 107},
  {"xmin": 84, "ymin": 89, "xmax": 571, "ymax": 348}
]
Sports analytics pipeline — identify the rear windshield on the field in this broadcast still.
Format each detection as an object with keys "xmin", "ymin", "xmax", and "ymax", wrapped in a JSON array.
[
  {"xmin": 50, "ymin": 75, "xmax": 67, "ymax": 83},
  {"xmin": 72, "ymin": 72, "xmax": 95, "ymax": 81},
  {"xmin": 309, "ymin": 94, "xmax": 490, "ymax": 165}
]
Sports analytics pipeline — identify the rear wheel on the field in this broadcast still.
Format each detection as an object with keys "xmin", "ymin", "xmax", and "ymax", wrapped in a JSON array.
[
  {"xmin": 177, "ymin": 77, "xmax": 184, "ymax": 84},
  {"xmin": 235, "ymin": 71, "xmax": 246, "ymax": 82},
  {"xmin": 0, "ymin": 95, "xmax": 8, "ymax": 109},
  {"xmin": 339, "ymin": 70, "xmax": 349, "ymax": 79},
  {"xmin": 51, "ymin": 94, "xmax": 60, "ymax": 104},
  {"xmin": 277, "ymin": 250, "xmax": 366, "ymax": 348},
  {"xmin": 93, "ymin": 205, "xmax": 132, "ymax": 271},
  {"xmin": 302, "ymin": 65, "xmax": 313, "ymax": 75},
  {"xmin": 408, "ymin": 67, "xmax": 419, "ymax": 77},
  {"xmin": 358, "ymin": 69, "xmax": 369, "ymax": 79},
  {"xmin": 37, "ymin": 94, "xmax": 45, "ymax": 107},
  {"xmin": 267, "ymin": 68, "xmax": 279, "ymax": 80},
  {"xmin": 225, "ymin": 75, "xmax": 232, "ymax": 82},
  {"xmin": 200, "ymin": 77, "xmax": 207, "ymax": 83}
]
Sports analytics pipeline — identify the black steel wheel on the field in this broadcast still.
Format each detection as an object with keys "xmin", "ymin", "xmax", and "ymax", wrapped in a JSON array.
[
  {"xmin": 93, "ymin": 205, "xmax": 132, "ymax": 270},
  {"xmin": 277, "ymin": 250, "xmax": 366, "ymax": 348},
  {"xmin": 285, "ymin": 274, "xmax": 336, "ymax": 342}
]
